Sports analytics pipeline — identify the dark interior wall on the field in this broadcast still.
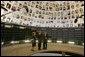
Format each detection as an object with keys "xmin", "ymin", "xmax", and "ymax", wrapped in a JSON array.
[
  {"xmin": 1, "ymin": 23, "xmax": 84, "ymax": 45},
  {"xmin": 38, "ymin": 27, "xmax": 84, "ymax": 44},
  {"xmin": 1, "ymin": 23, "xmax": 32, "ymax": 42}
]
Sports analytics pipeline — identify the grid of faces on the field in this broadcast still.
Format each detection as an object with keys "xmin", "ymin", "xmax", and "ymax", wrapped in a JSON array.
[{"xmin": 1, "ymin": 1, "xmax": 84, "ymax": 27}]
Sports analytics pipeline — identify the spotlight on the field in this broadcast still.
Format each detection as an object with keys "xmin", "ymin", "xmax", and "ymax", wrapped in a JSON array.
[
  {"xmin": 5, "ymin": 25, "xmax": 11, "ymax": 28},
  {"xmin": 36, "ymin": 40, "xmax": 38, "ymax": 42},
  {"xmin": 10, "ymin": 41, "xmax": 15, "ymax": 44},
  {"xmin": 10, "ymin": 41, "xmax": 19, "ymax": 44},
  {"xmin": 1, "ymin": 42, "xmax": 4, "ymax": 45},
  {"xmin": 24, "ymin": 40, "xmax": 30, "ymax": 43},
  {"xmin": 56, "ymin": 40, "xmax": 62, "ymax": 43},
  {"xmin": 47, "ymin": 40, "xmax": 52, "ymax": 43},
  {"xmin": 68, "ymin": 41, "xmax": 75, "ymax": 44},
  {"xmin": 82, "ymin": 43, "xmax": 84, "ymax": 46},
  {"xmin": 19, "ymin": 27, "xmax": 25, "ymax": 29}
]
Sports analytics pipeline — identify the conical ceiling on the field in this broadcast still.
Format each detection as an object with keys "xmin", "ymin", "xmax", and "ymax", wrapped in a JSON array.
[{"xmin": 1, "ymin": 1, "xmax": 84, "ymax": 28}]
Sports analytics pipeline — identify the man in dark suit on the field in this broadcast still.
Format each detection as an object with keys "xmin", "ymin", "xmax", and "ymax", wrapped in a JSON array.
[
  {"xmin": 31, "ymin": 31, "xmax": 36, "ymax": 51},
  {"xmin": 37, "ymin": 31, "xmax": 42, "ymax": 50},
  {"xmin": 43, "ymin": 32, "xmax": 48, "ymax": 49}
]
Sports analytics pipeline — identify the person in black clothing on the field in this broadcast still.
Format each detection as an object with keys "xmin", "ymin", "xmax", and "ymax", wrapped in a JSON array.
[
  {"xmin": 31, "ymin": 31, "xmax": 36, "ymax": 51},
  {"xmin": 43, "ymin": 32, "xmax": 48, "ymax": 49},
  {"xmin": 37, "ymin": 31, "xmax": 42, "ymax": 50}
]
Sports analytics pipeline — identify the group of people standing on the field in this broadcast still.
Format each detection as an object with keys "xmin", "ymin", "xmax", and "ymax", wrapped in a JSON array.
[{"xmin": 31, "ymin": 31, "xmax": 48, "ymax": 51}]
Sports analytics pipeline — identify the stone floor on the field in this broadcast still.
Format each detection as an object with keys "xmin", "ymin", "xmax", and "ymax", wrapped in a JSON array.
[{"xmin": 1, "ymin": 43, "xmax": 84, "ymax": 56}]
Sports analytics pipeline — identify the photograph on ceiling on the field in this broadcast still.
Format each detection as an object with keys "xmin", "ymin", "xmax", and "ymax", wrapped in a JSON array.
[
  {"xmin": 46, "ymin": 2, "xmax": 49, "ymax": 6},
  {"xmin": 1, "ymin": 3, "xmax": 5, "ymax": 7},
  {"xmin": 75, "ymin": 9, "xmax": 78, "ymax": 14},
  {"xmin": 30, "ymin": 9, "xmax": 32, "ymax": 13},
  {"xmin": 67, "ymin": 2, "xmax": 70, "ymax": 10},
  {"xmin": 32, "ymin": 13, "xmax": 35, "ymax": 17},
  {"xmin": 71, "ymin": 4, "xmax": 74, "ymax": 9},
  {"xmin": 6, "ymin": 3, "xmax": 11, "ymax": 9},
  {"xmin": 39, "ymin": 14, "xmax": 41, "ymax": 18},
  {"xmin": 63, "ymin": 6, "xmax": 66, "ymax": 11},
  {"xmin": 39, "ymin": 6, "xmax": 41, "ymax": 10},
  {"xmin": 11, "ymin": 6, "xmax": 16, "ymax": 11},
  {"xmin": 23, "ymin": 6, "xmax": 29, "ymax": 13},
  {"xmin": 80, "ymin": 8, "xmax": 83, "ymax": 13},
  {"xmin": 76, "ymin": 4, "xmax": 79, "ymax": 8},
  {"xmin": 60, "ymin": 4, "xmax": 62, "ymax": 10},
  {"xmin": 63, "ymin": 2, "xmax": 66, "ymax": 6},
  {"xmin": 72, "ymin": 10, "xmax": 74, "ymax": 14},
  {"xmin": 72, "ymin": 15, "xmax": 75, "ymax": 18},
  {"xmin": 36, "ymin": 5, "xmax": 38, "ymax": 8}
]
